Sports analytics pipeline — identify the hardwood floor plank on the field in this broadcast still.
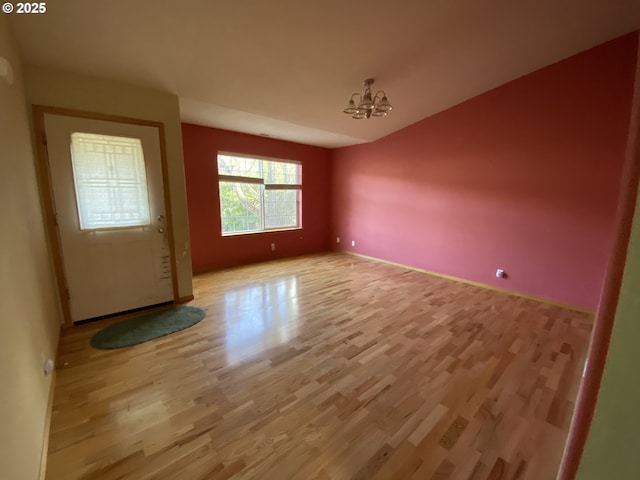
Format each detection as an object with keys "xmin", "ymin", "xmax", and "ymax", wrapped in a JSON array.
[{"xmin": 45, "ymin": 252, "xmax": 592, "ymax": 479}]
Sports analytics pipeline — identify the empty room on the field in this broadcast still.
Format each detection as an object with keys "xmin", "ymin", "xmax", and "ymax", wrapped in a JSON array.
[{"xmin": 2, "ymin": 1, "xmax": 640, "ymax": 479}]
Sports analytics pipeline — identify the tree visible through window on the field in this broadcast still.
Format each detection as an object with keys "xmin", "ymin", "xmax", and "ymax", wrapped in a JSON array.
[{"xmin": 217, "ymin": 153, "xmax": 301, "ymax": 235}]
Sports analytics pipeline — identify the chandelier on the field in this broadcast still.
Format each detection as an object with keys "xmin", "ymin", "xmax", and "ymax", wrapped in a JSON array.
[{"xmin": 343, "ymin": 78, "xmax": 393, "ymax": 119}]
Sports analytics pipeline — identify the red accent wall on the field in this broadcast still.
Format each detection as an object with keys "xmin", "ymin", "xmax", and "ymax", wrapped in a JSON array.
[
  {"xmin": 332, "ymin": 34, "xmax": 638, "ymax": 310},
  {"xmin": 182, "ymin": 124, "xmax": 332, "ymax": 272}
]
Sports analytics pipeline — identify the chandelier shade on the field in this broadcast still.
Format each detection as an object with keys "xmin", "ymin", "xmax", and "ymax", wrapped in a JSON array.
[
  {"xmin": 343, "ymin": 99, "xmax": 358, "ymax": 115},
  {"xmin": 343, "ymin": 78, "xmax": 393, "ymax": 119}
]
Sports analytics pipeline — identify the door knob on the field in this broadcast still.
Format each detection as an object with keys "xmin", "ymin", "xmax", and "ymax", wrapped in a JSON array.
[
  {"xmin": 158, "ymin": 227, "xmax": 165, "ymax": 233},
  {"xmin": 157, "ymin": 214, "xmax": 165, "ymax": 222}
]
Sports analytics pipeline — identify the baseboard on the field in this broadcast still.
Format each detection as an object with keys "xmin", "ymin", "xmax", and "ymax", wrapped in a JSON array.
[
  {"xmin": 39, "ymin": 370, "xmax": 56, "ymax": 480},
  {"xmin": 340, "ymin": 250, "xmax": 595, "ymax": 315},
  {"xmin": 176, "ymin": 294, "xmax": 195, "ymax": 304}
]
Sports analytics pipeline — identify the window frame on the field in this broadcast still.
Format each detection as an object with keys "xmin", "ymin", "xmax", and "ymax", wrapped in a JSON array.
[{"xmin": 217, "ymin": 152, "xmax": 302, "ymax": 236}]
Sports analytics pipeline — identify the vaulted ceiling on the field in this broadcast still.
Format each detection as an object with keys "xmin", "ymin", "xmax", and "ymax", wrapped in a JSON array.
[{"xmin": 9, "ymin": 0, "xmax": 640, "ymax": 147}]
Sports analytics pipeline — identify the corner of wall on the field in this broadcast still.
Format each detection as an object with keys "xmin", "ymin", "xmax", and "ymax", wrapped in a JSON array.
[{"xmin": 0, "ymin": 15, "xmax": 63, "ymax": 480}]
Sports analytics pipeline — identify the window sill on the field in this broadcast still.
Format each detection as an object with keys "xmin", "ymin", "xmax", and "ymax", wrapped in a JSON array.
[{"xmin": 221, "ymin": 227, "xmax": 303, "ymax": 238}]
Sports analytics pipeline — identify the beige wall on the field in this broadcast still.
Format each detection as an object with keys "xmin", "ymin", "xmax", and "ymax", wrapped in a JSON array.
[
  {"xmin": 577, "ymin": 177, "xmax": 640, "ymax": 478},
  {"xmin": 576, "ymin": 39, "xmax": 640, "ymax": 478},
  {"xmin": 24, "ymin": 65, "xmax": 193, "ymax": 300},
  {"xmin": 0, "ymin": 17, "xmax": 62, "ymax": 480}
]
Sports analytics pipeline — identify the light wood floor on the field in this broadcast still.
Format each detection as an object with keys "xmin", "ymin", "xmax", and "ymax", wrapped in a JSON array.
[{"xmin": 46, "ymin": 253, "xmax": 593, "ymax": 480}]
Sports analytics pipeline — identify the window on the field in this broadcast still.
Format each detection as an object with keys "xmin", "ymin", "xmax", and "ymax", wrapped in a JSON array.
[
  {"xmin": 70, "ymin": 133, "xmax": 151, "ymax": 230},
  {"xmin": 217, "ymin": 153, "xmax": 301, "ymax": 235}
]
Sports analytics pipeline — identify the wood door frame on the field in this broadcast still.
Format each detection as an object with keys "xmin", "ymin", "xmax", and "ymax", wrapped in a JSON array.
[{"xmin": 32, "ymin": 105, "xmax": 180, "ymax": 327}]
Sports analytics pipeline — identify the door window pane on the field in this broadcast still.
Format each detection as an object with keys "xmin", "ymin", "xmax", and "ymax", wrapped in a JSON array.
[{"xmin": 70, "ymin": 133, "xmax": 151, "ymax": 230}]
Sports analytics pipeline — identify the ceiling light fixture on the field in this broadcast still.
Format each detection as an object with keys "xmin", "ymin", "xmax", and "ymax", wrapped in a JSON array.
[{"xmin": 343, "ymin": 78, "xmax": 393, "ymax": 119}]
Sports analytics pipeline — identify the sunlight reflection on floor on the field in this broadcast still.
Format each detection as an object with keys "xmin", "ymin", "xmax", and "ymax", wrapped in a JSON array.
[{"xmin": 223, "ymin": 275, "xmax": 299, "ymax": 365}]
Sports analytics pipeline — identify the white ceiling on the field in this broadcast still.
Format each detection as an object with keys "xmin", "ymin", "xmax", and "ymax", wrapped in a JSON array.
[{"xmin": 9, "ymin": 0, "xmax": 640, "ymax": 148}]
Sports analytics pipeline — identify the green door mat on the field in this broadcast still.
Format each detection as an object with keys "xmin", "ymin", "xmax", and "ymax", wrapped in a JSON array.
[{"xmin": 90, "ymin": 306, "xmax": 206, "ymax": 349}]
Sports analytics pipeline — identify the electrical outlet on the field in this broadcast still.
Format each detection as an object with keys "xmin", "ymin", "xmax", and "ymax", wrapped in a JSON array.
[
  {"xmin": 336, "ymin": 237, "xmax": 340, "ymax": 243},
  {"xmin": 44, "ymin": 359, "xmax": 54, "ymax": 376},
  {"xmin": 271, "ymin": 243, "xmax": 276, "ymax": 251},
  {"xmin": 496, "ymin": 269, "xmax": 504, "ymax": 278},
  {"xmin": 41, "ymin": 352, "xmax": 54, "ymax": 376},
  {"xmin": 351, "ymin": 240, "xmax": 356, "ymax": 247}
]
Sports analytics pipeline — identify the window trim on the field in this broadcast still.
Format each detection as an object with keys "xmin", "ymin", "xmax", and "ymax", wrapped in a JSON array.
[
  {"xmin": 218, "ymin": 174, "xmax": 264, "ymax": 185},
  {"xmin": 219, "ymin": 151, "xmax": 301, "ymax": 166},
  {"xmin": 217, "ymin": 152, "xmax": 302, "ymax": 236}
]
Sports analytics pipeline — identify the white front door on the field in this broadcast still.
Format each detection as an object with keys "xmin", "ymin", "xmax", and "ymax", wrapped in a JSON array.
[{"xmin": 44, "ymin": 114, "xmax": 174, "ymax": 322}]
